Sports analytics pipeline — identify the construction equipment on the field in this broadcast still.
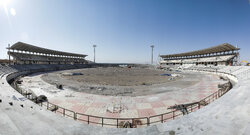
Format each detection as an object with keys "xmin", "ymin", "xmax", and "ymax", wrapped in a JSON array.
[{"xmin": 241, "ymin": 61, "xmax": 250, "ymax": 66}]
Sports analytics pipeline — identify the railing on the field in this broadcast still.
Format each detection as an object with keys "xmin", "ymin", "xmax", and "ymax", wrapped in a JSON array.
[{"xmin": 12, "ymin": 69, "xmax": 233, "ymax": 128}]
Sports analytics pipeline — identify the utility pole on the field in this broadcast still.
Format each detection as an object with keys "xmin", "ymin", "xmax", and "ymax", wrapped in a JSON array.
[
  {"xmin": 150, "ymin": 45, "xmax": 154, "ymax": 65},
  {"xmin": 93, "ymin": 45, "xmax": 97, "ymax": 63}
]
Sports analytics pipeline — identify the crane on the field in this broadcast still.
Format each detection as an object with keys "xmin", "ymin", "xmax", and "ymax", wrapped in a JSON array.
[{"xmin": 241, "ymin": 61, "xmax": 250, "ymax": 66}]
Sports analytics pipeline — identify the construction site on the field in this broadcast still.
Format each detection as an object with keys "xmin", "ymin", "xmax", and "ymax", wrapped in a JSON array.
[{"xmin": 1, "ymin": 0, "xmax": 250, "ymax": 134}]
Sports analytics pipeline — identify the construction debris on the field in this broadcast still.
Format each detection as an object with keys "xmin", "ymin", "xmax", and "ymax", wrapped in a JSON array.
[
  {"xmin": 168, "ymin": 102, "xmax": 199, "ymax": 115},
  {"xmin": 72, "ymin": 73, "xmax": 83, "ymax": 75},
  {"xmin": 48, "ymin": 105, "xmax": 59, "ymax": 112},
  {"xmin": 161, "ymin": 73, "xmax": 171, "ymax": 76},
  {"xmin": 61, "ymin": 72, "xmax": 83, "ymax": 76},
  {"xmin": 119, "ymin": 119, "xmax": 143, "ymax": 128},
  {"xmin": 16, "ymin": 80, "xmax": 23, "ymax": 84},
  {"xmin": 56, "ymin": 84, "xmax": 63, "ymax": 89},
  {"xmin": 199, "ymin": 100, "xmax": 208, "ymax": 106},
  {"xmin": 120, "ymin": 121, "xmax": 132, "ymax": 128},
  {"xmin": 218, "ymin": 81, "xmax": 232, "ymax": 93},
  {"xmin": 35, "ymin": 95, "xmax": 48, "ymax": 103}
]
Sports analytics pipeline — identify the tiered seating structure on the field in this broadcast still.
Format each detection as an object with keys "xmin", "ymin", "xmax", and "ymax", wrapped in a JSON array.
[
  {"xmin": 0, "ymin": 65, "xmax": 17, "ymax": 78},
  {"xmin": 8, "ymin": 42, "xmax": 88, "ymax": 65},
  {"xmin": 160, "ymin": 43, "xmax": 239, "ymax": 66},
  {"xmin": 182, "ymin": 65, "xmax": 250, "ymax": 80}
]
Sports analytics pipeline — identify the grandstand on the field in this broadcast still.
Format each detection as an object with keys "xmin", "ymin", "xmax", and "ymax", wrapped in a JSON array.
[
  {"xmin": 160, "ymin": 43, "xmax": 239, "ymax": 66},
  {"xmin": 7, "ymin": 42, "xmax": 88, "ymax": 65}
]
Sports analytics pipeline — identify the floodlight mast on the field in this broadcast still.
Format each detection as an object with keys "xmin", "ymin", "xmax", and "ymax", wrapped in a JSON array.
[
  {"xmin": 150, "ymin": 45, "xmax": 154, "ymax": 65},
  {"xmin": 93, "ymin": 45, "xmax": 97, "ymax": 63}
]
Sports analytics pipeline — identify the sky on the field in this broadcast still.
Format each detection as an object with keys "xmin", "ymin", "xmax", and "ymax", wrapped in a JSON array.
[{"xmin": 0, "ymin": 0, "xmax": 250, "ymax": 63}]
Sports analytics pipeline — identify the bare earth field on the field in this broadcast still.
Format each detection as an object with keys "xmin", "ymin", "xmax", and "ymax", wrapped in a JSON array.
[
  {"xmin": 62, "ymin": 67, "xmax": 172, "ymax": 86},
  {"xmin": 41, "ymin": 67, "xmax": 202, "ymax": 96}
]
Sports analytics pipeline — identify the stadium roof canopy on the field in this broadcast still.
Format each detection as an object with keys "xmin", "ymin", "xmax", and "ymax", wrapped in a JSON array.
[
  {"xmin": 160, "ymin": 43, "xmax": 239, "ymax": 58},
  {"xmin": 8, "ymin": 42, "xmax": 87, "ymax": 58}
]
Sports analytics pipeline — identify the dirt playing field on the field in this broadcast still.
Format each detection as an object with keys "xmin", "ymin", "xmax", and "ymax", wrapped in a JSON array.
[
  {"xmin": 41, "ymin": 67, "xmax": 204, "ymax": 96},
  {"xmin": 62, "ymin": 67, "xmax": 173, "ymax": 86}
]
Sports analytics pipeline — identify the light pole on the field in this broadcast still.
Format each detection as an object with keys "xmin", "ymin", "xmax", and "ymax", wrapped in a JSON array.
[
  {"xmin": 93, "ymin": 45, "xmax": 97, "ymax": 63},
  {"xmin": 150, "ymin": 45, "xmax": 154, "ymax": 64}
]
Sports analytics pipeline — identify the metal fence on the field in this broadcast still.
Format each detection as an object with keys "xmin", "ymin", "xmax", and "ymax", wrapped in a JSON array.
[{"xmin": 12, "ymin": 69, "xmax": 234, "ymax": 128}]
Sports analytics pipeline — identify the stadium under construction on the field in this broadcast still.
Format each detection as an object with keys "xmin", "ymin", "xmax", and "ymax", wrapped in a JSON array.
[{"xmin": 0, "ymin": 42, "xmax": 249, "ymax": 135}]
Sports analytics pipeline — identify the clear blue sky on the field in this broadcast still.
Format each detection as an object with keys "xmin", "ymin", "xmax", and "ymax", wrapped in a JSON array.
[{"xmin": 0, "ymin": 0, "xmax": 250, "ymax": 63}]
